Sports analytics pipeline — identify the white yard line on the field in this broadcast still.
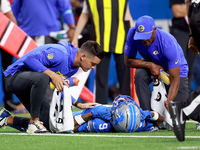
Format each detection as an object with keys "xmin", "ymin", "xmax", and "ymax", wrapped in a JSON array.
[
  {"xmin": 175, "ymin": 146, "xmax": 200, "ymax": 149},
  {"xmin": 0, "ymin": 133, "xmax": 200, "ymax": 139}
]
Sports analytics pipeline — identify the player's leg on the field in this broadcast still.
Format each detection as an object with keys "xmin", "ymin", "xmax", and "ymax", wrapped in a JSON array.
[
  {"xmin": 0, "ymin": 107, "xmax": 29, "ymax": 130},
  {"xmin": 39, "ymin": 99, "xmax": 50, "ymax": 130},
  {"xmin": 1, "ymin": 99, "xmax": 51, "ymax": 132},
  {"xmin": 182, "ymin": 87, "xmax": 200, "ymax": 122},
  {"xmin": 168, "ymin": 77, "xmax": 188, "ymax": 141},
  {"xmin": 135, "ymin": 68, "xmax": 152, "ymax": 110},
  {"xmin": 1, "ymin": 49, "xmax": 18, "ymax": 111},
  {"xmin": 114, "ymin": 53, "xmax": 130, "ymax": 96},
  {"xmin": 95, "ymin": 53, "xmax": 111, "ymax": 104},
  {"xmin": 5, "ymin": 71, "xmax": 50, "ymax": 133}
]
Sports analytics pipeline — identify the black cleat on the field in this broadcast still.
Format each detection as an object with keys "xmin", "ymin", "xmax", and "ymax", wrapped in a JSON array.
[{"xmin": 168, "ymin": 101, "xmax": 185, "ymax": 142}]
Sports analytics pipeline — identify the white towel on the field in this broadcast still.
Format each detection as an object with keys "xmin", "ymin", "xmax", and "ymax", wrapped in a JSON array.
[
  {"xmin": 49, "ymin": 86, "xmax": 74, "ymax": 133},
  {"xmin": 151, "ymin": 80, "xmax": 172, "ymax": 127}
]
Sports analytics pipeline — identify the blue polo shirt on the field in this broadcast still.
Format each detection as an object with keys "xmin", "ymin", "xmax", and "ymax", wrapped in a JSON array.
[
  {"xmin": 11, "ymin": 0, "xmax": 75, "ymax": 36},
  {"xmin": 124, "ymin": 27, "xmax": 188, "ymax": 77},
  {"xmin": 4, "ymin": 41, "xmax": 79, "ymax": 78}
]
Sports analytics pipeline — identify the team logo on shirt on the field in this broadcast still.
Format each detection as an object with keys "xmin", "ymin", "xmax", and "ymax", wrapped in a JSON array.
[
  {"xmin": 153, "ymin": 50, "xmax": 159, "ymax": 55},
  {"xmin": 48, "ymin": 54, "xmax": 54, "ymax": 59},
  {"xmin": 138, "ymin": 25, "xmax": 145, "ymax": 32},
  {"xmin": 56, "ymin": 71, "xmax": 67, "ymax": 78},
  {"xmin": 175, "ymin": 60, "xmax": 179, "ymax": 64}
]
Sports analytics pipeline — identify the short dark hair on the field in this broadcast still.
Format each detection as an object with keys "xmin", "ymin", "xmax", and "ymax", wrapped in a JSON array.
[{"xmin": 80, "ymin": 40, "xmax": 104, "ymax": 59}]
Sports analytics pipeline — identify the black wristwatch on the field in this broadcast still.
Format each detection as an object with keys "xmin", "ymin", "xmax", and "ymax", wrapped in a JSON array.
[{"xmin": 188, "ymin": 33, "xmax": 193, "ymax": 37}]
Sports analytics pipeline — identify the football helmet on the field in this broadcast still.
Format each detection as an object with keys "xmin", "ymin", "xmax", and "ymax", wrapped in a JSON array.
[{"xmin": 110, "ymin": 95, "xmax": 141, "ymax": 132}]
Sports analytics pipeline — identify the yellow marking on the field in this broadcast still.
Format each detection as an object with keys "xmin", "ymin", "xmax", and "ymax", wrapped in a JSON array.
[
  {"xmin": 153, "ymin": 51, "xmax": 159, "ymax": 55},
  {"xmin": 175, "ymin": 60, "xmax": 179, "ymax": 64},
  {"xmin": 138, "ymin": 25, "xmax": 145, "ymax": 32},
  {"xmin": 47, "ymin": 54, "xmax": 54, "ymax": 59},
  {"xmin": 88, "ymin": 0, "xmax": 100, "ymax": 45},
  {"xmin": 115, "ymin": 0, "xmax": 126, "ymax": 54},
  {"xmin": 103, "ymin": 0, "xmax": 111, "ymax": 52}
]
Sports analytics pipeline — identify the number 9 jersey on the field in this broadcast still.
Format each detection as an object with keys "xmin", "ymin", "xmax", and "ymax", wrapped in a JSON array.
[
  {"xmin": 78, "ymin": 118, "xmax": 113, "ymax": 133},
  {"xmin": 73, "ymin": 106, "xmax": 113, "ymax": 133}
]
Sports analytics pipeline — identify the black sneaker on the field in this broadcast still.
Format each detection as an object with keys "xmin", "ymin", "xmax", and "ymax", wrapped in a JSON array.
[{"xmin": 168, "ymin": 101, "xmax": 185, "ymax": 142}]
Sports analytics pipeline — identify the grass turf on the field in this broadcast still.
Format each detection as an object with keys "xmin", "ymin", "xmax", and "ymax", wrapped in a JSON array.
[{"xmin": 0, "ymin": 107, "xmax": 200, "ymax": 150}]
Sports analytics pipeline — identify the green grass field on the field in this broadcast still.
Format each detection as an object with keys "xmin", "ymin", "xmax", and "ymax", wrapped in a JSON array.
[{"xmin": 0, "ymin": 108, "xmax": 200, "ymax": 150}]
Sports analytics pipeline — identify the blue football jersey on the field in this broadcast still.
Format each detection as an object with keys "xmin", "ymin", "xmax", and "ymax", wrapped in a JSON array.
[
  {"xmin": 136, "ymin": 110, "xmax": 154, "ymax": 132},
  {"xmin": 73, "ymin": 106, "xmax": 113, "ymax": 133},
  {"xmin": 78, "ymin": 118, "xmax": 113, "ymax": 133},
  {"xmin": 73, "ymin": 104, "xmax": 155, "ymax": 133}
]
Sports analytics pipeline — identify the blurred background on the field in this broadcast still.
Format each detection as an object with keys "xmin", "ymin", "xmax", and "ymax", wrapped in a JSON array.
[{"xmin": 0, "ymin": 0, "xmax": 199, "ymax": 107}]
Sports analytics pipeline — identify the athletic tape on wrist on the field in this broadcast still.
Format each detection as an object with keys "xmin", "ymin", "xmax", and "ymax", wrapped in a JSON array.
[
  {"xmin": 74, "ymin": 101, "xmax": 80, "ymax": 107},
  {"xmin": 152, "ymin": 111, "xmax": 159, "ymax": 121},
  {"xmin": 74, "ymin": 115, "xmax": 85, "ymax": 125}
]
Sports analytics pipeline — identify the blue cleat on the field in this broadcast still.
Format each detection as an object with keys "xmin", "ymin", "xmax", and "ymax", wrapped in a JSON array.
[{"xmin": 0, "ymin": 107, "xmax": 11, "ymax": 128}]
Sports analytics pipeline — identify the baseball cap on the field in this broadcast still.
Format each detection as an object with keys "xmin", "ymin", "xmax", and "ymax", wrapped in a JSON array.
[{"xmin": 134, "ymin": 15, "xmax": 155, "ymax": 40}]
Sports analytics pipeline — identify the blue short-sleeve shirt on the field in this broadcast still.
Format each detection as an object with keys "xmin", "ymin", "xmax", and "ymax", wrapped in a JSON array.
[{"xmin": 124, "ymin": 27, "xmax": 188, "ymax": 77}]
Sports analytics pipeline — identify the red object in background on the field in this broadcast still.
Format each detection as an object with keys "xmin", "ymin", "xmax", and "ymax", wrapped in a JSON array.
[
  {"xmin": 0, "ymin": 11, "xmax": 38, "ymax": 59},
  {"xmin": 8, "ymin": 0, "xmax": 13, "ymax": 4},
  {"xmin": 130, "ymin": 68, "xmax": 140, "ymax": 106},
  {"xmin": 80, "ymin": 86, "xmax": 94, "ymax": 103},
  {"xmin": 0, "ymin": 12, "xmax": 38, "ymax": 58}
]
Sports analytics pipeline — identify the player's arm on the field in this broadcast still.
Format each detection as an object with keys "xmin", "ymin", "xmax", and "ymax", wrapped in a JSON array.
[
  {"xmin": 57, "ymin": 0, "xmax": 75, "ymax": 42},
  {"xmin": 171, "ymin": 3, "xmax": 187, "ymax": 18},
  {"xmin": 125, "ymin": 54, "xmax": 163, "ymax": 78},
  {"xmin": 73, "ymin": 112, "xmax": 93, "ymax": 132},
  {"xmin": 73, "ymin": 105, "xmax": 112, "ymax": 132},
  {"xmin": 71, "ymin": 0, "xmax": 90, "ymax": 47},
  {"xmin": 151, "ymin": 111, "xmax": 165, "ymax": 126},
  {"xmin": 164, "ymin": 66, "xmax": 180, "ymax": 111},
  {"xmin": 4, "ymin": 11, "xmax": 17, "ymax": 24},
  {"xmin": 11, "ymin": 0, "xmax": 21, "ymax": 23},
  {"xmin": 2, "ymin": 0, "xmax": 17, "ymax": 24},
  {"xmin": 72, "ymin": 100, "xmax": 100, "ymax": 109},
  {"xmin": 43, "ymin": 69, "xmax": 69, "ymax": 91},
  {"xmin": 163, "ymin": 42, "xmax": 181, "ymax": 110},
  {"xmin": 24, "ymin": 49, "xmax": 69, "ymax": 91},
  {"xmin": 124, "ymin": 4, "xmax": 134, "ymax": 27},
  {"xmin": 186, "ymin": 0, "xmax": 199, "ymax": 53},
  {"xmin": 71, "ymin": 12, "xmax": 90, "ymax": 47}
]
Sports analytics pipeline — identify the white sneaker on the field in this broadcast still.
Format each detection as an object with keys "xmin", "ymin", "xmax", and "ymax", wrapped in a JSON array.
[
  {"xmin": 0, "ymin": 108, "xmax": 11, "ymax": 128},
  {"xmin": 196, "ymin": 123, "xmax": 200, "ymax": 129},
  {"xmin": 26, "ymin": 121, "xmax": 50, "ymax": 134}
]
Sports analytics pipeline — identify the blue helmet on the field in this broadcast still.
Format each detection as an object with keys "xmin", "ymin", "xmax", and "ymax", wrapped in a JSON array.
[{"xmin": 110, "ymin": 95, "xmax": 141, "ymax": 132}]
